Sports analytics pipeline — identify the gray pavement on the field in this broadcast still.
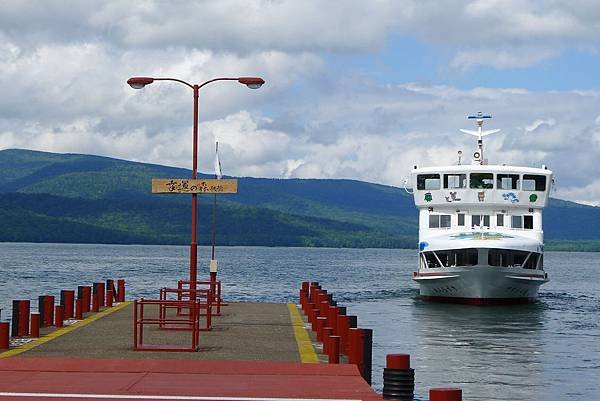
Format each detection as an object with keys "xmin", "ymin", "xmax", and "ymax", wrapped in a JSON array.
[{"xmin": 19, "ymin": 302, "xmax": 306, "ymax": 361}]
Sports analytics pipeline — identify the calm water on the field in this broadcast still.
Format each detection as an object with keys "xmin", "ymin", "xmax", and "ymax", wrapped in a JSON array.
[{"xmin": 0, "ymin": 243, "xmax": 598, "ymax": 400}]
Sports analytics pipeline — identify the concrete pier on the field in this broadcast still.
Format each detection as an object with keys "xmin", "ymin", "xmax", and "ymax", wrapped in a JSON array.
[
  {"xmin": 14, "ymin": 302, "xmax": 305, "ymax": 361},
  {"xmin": 0, "ymin": 300, "xmax": 379, "ymax": 400}
]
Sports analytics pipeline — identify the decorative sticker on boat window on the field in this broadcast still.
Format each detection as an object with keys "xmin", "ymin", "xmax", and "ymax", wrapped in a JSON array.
[
  {"xmin": 529, "ymin": 194, "xmax": 538, "ymax": 202},
  {"xmin": 450, "ymin": 232, "xmax": 514, "ymax": 240},
  {"xmin": 502, "ymin": 192, "xmax": 520, "ymax": 203},
  {"xmin": 424, "ymin": 192, "xmax": 432, "ymax": 202},
  {"xmin": 477, "ymin": 191, "xmax": 485, "ymax": 202},
  {"xmin": 445, "ymin": 191, "xmax": 461, "ymax": 202}
]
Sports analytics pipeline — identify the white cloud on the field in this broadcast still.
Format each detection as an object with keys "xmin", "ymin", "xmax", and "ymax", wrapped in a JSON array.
[
  {"xmin": 555, "ymin": 180, "xmax": 600, "ymax": 206},
  {"xmin": 1, "ymin": 1, "xmax": 600, "ymax": 206},
  {"xmin": 451, "ymin": 46, "xmax": 560, "ymax": 71}
]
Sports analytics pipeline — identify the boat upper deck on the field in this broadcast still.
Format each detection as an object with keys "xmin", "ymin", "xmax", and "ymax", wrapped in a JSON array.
[{"xmin": 411, "ymin": 164, "xmax": 553, "ymax": 209}]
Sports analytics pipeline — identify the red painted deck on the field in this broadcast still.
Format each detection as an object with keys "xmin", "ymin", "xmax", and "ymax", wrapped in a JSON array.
[{"xmin": 0, "ymin": 357, "xmax": 380, "ymax": 401}]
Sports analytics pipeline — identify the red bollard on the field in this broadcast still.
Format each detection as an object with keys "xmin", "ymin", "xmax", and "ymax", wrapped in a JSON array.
[
  {"xmin": 78, "ymin": 286, "xmax": 91, "ymax": 313},
  {"xmin": 344, "ymin": 315, "xmax": 358, "ymax": 354},
  {"xmin": 44, "ymin": 296, "xmax": 54, "ymax": 326},
  {"xmin": 316, "ymin": 317, "xmax": 327, "ymax": 341},
  {"xmin": 98, "ymin": 282, "xmax": 105, "ymax": 306},
  {"xmin": 55, "ymin": 305, "xmax": 64, "ymax": 328},
  {"xmin": 92, "ymin": 293, "xmax": 99, "ymax": 312},
  {"xmin": 348, "ymin": 328, "xmax": 362, "ymax": 365},
  {"xmin": 387, "ymin": 354, "xmax": 410, "ymax": 369},
  {"xmin": 106, "ymin": 290, "xmax": 113, "ymax": 307},
  {"xmin": 106, "ymin": 279, "xmax": 116, "ymax": 301},
  {"xmin": 306, "ymin": 306, "xmax": 315, "ymax": 326},
  {"xmin": 117, "ymin": 279, "xmax": 125, "ymax": 302},
  {"xmin": 322, "ymin": 327, "xmax": 333, "ymax": 355},
  {"xmin": 75, "ymin": 299, "xmax": 83, "ymax": 320},
  {"xmin": 347, "ymin": 327, "xmax": 373, "ymax": 385},
  {"xmin": 60, "ymin": 290, "xmax": 75, "ymax": 319},
  {"xmin": 17, "ymin": 300, "xmax": 31, "ymax": 336},
  {"xmin": 30, "ymin": 314, "xmax": 40, "ymax": 338},
  {"xmin": 93, "ymin": 282, "xmax": 105, "ymax": 307},
  {"xmin": 299, "ymin": 289, "xmax": 307, "ymax": 311},
  {"xmin": 328, "ymin": 306, "xmax": 339, "ymax": 334},
  {"xmin": 37, "ymin": 296, "xmax": 49, "ymax": 328},
  {"xmin": 309, "ymin": 281, "xmax": 319, "ymax": 295},
  {"xmin": 430, "ymin": 388, "xmax": 462, "ymax": 401},
  {"xmin": 310, "ymin": 308, "xmax": 320, "ymax": 330},
  {"xmin": 337, "ymin": 315, "xmax": 351, "ymax": 355},
  {"xmin": 0, "ymin": 322, "xmax": 9, "ymax": 349},
  {"xmin": 319, "ymin": 301, "xmax": 329, "ymax": 321},
  {"xmin": 309, "ymin": 285, "xmax": 318, "ymax": 303},
  {"xmin": 329, "ymin": 335, "xmax": 341, "ymax": 364}
]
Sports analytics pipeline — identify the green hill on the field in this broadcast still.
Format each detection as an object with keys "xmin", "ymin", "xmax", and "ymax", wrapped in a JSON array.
[{"xmin": 0, "ymin": 148, "xmax": 599, "ymax": 250}]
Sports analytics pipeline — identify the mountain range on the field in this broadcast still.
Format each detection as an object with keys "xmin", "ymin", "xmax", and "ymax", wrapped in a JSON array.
[{"xmin": 0, "ymin": 149, "xmax": 599, "ymax": 251}]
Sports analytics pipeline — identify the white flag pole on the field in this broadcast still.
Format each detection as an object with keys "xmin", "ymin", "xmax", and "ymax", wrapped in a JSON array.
[{"xmin": 214, "ymin": 141, "xmax": 222, "ymax": 180}]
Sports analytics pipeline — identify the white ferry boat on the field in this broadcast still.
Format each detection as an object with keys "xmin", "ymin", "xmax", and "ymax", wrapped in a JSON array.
[{"xmin": 410, "ymin": 113, "xmax": 552, "ymax": 304}]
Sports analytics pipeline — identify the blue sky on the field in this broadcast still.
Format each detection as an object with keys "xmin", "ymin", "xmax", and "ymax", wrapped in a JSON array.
[
  {"xmin": 329, "ymin": 36, "xmax": 600, "ymax": 91},
  {"xmin": 1, "ymin": 1, "xmax": 600, "ymax": 205}
]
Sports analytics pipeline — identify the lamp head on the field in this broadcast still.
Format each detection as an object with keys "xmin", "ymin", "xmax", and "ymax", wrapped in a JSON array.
[
  {"xmin": 238, "ymin": 77, "xmax": 265, "ymax": 89},
  {"xmin": 127, "ymin": 77, "xmax": 154, "ymax": 89}
]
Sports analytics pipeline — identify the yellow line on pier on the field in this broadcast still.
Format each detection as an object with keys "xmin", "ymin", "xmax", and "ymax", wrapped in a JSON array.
[
  {"xmin": 0, "ymin": 301, "xmax": 132, "ymax": 359},
  {"xmin": 287, "ymin": 303, "xmax": 319, "ymax": 364}
]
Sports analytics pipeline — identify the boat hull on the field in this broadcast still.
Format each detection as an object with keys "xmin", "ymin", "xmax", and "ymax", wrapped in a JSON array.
[{"xmin": 412, "ymin": 266, "xmax": 548, "ymax": 305}]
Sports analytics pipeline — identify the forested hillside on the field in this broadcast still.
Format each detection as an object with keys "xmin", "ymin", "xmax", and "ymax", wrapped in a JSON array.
[{"xmin": 0, "ymin": 149, "xmax": 598, "ymax": 250}]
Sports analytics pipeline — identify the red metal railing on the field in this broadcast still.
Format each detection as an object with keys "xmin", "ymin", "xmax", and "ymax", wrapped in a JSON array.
[
  {"xmin": 159, "ymin": 287, "xmax": 212, "ymax": 331},
  {"xmin": 177, "ymin": 280, "xmax": 222, "ymax": 316},
  {"xmin": 133, "ymin": 298, "xmax": 200, "ymax": 352}
]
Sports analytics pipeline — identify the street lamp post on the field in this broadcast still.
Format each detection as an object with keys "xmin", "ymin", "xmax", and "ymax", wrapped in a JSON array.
[{"xmin": 127, "ymin": 75, "xmax": 265, "ymax": 294}]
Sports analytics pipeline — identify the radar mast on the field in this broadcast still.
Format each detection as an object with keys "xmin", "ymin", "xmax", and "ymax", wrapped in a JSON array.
[{"xmin": 460, "ymin": 112, "xmax": 501, "ymax": 165}]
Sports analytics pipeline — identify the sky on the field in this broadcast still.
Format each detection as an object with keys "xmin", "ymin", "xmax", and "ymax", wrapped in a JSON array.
[{"xmin": 1, "ymin": 0, "xmax": 600, "ymax": 205}]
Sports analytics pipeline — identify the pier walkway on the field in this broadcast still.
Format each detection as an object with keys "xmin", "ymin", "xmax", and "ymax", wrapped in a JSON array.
[{"xmin": 0, "ymin": 302, "xmax": 380, "ymax": 401}]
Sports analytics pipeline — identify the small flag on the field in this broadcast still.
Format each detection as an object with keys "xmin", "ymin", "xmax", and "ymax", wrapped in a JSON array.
[{"xmin": 214, "ymin": 141, "xmax": 222, "ymax": 179}]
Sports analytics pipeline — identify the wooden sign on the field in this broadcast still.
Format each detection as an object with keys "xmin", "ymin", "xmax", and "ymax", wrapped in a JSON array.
[{"xmin": 152, "ymin": 179, "xmax": 238, "ymax": 194}]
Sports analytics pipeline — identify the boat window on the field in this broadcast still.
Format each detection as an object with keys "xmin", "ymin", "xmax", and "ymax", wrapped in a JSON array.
[
  {"xmin": 522, "ymin": 174, "xmax": 546, "ymax": 191},
  {"xmin": 470, "ymin": 173, "xmax": 494, "ymax": 189},
  {"xmin": 525, "ymin": 253, "xmax": 540, "ymax": 269},
  {"xmin": 429, "ymin": 215, "xmax": 438, "ymax": 228},
  {"xmin": 444, "ymin": 174, "xmax": 467, "ymax": 189},
  {"xmin": 512, "ymin": 215, "xmax": 522, "ymax": 229},
  {"xmin": 440, "ymin": 215, "xmax": 451, "ymax": 228},
  {"xmin": 423, "ymin": 251, "xmax": 441, "ymax": 268},
  {"xmin": 431, "ymin": 249, "xmax": 478, "ymax": 267},
  {"xmin": 513, "ymin": 251, "xmax": 527, "ymax": 267},
  {"xmin": 488, "ymin": 249, "xmax": 540, "ymax": 268},
  {"xmin": 417, "ymin": 174, "xmax": 441, "ymax": 190},
  {"xmin": 497, "ymin": 214, "xmax": 504, "ymax": 227},
  {"xmin": 472, "ymin": 214, "xmax": 490, "ymax": 228},
  {"xmin": 497, "ymin": 174, "xmax": 520, "ymax": 190},
  {"xmin": 524, "ymin": 215, "xmax": 534, "ymax": 229},
  {"xmin": 457, "ymin": 213, "xmax": 465, "ymax": 226},
  {"xmin": 429, "ymin": 214, "xmax": 451, "ymax": 228},
  {"xmin": 488, "ymin": 248, "xmax": 511, "ymax": 267},
  {"xmin": 456, "ymin": 248, "xmax": 478, "ymax": 266}
]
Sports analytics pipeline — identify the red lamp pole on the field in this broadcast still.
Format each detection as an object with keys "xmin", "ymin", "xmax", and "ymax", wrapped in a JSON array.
[{"xmin": 127, "ymin": 76, "xmax": 265, "ymax": 294}]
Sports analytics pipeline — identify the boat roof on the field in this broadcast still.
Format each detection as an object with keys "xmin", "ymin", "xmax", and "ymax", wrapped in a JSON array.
[{"xmin": 413, "ymin": 164, "xmax": 552, "ymax": 175}]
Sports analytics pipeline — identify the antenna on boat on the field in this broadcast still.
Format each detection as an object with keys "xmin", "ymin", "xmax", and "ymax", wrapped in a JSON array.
[{"xmin": 460, "ymin": 112, "xmax": 500, "ymax": 165}]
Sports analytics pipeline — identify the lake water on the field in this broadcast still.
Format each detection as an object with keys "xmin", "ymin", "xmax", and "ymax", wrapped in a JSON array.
[{"xmin": 0, "ymin": 243, "xmax": 598, "ymax": 400}]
